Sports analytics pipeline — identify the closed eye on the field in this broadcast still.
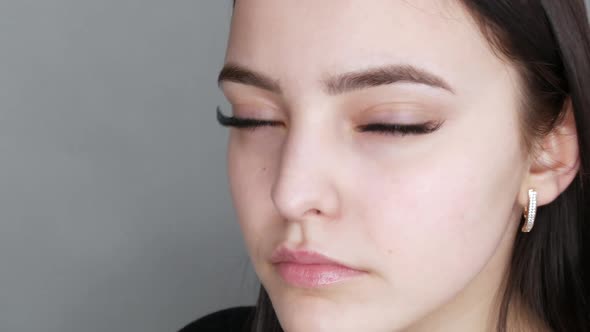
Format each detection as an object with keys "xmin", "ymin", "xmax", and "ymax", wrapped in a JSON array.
[
  {"xmin": 357, "ymin": 122, "xmax": 443, "ymax": 136},
  {"xmin": 216, "ymin": 107, "xmax": 281, "ymax": 131},
  {"xmin": 216, "ymin": 107, "xmax": 443, "ymax": 136}
]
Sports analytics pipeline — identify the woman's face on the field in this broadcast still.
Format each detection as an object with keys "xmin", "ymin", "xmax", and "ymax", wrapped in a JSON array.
[{"xmin": 221, "ymin": 0, "xmax": 531, "ymax": 331}]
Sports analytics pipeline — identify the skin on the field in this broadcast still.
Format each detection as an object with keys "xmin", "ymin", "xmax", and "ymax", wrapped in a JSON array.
[{"xmin": 218, "ymin": 0, "xmax": 580, "ymax": 331}]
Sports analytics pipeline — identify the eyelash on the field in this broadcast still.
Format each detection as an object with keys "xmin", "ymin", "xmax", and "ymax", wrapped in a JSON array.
[{"xmin": 216, "ymin": 107, "xmax": 443, "ymax": 136}]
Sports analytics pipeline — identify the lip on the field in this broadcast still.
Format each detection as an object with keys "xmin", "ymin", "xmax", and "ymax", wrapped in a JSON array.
[{"xmin": 270, "ymin": 246, "xmax": 366, "ymax": 288}]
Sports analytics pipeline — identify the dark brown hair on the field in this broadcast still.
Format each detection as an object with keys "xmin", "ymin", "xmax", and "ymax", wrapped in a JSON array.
[{"xmin": 229, "ymin": 1, "xmax": 590, "ymax": 331}]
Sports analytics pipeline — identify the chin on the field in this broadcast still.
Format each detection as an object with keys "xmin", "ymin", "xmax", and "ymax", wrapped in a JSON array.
[
  {"xmin": 268, "ymin": 286, "xmax": 433, "ymax": 332},
  {"xmin": 268, "ymin": 291, "xmax": 395, "ymax": 332},
  {"xmin": 275, "ymin": 308, "xmax": 399, "ymax": 332},
  {"xmin": 274, "ymin": 308, "xmax": 353, "ymax": 332},
  {"xmin": 268, "ymin": 289, "xmax": 344, "ymax": 330}
]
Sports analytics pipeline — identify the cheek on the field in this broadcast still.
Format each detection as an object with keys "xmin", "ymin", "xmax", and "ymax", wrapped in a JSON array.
[
  {"xmin": 226, "ymin": 134, "xmax": 281, "ymax": 263},
  {"xmin": 359, "ymin": 114, "xmax": 525, "ymax": 299}
]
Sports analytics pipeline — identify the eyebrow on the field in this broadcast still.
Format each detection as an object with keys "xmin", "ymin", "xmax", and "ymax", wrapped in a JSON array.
[
  {"xmin": 218, "ymin": 64, "xmax": 282, "ymax": 93},
  {"xmin": 217, "ymin": 63, "xmax": 454, "ymax": 95}
]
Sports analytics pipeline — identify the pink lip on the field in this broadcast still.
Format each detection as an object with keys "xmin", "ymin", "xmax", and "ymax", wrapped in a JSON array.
[{"xmin": 270, "ymin": 246, "xmax": 366, "ymax": 288}]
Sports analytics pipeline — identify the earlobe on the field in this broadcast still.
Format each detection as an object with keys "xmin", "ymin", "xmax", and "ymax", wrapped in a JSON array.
[{"xmin": 522, "ymin": 97, "xmax": 580, "ymax": 207}]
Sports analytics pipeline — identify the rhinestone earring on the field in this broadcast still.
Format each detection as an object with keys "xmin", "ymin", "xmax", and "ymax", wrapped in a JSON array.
[{"xmin": 521, "ymin": 189, "xmax": 537, "ymax": 233}]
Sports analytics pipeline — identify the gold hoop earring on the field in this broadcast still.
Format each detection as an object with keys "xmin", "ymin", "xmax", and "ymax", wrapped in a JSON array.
[{"xmin": 521, "ymin": 189, "xmax": 537, "ymax": 233}]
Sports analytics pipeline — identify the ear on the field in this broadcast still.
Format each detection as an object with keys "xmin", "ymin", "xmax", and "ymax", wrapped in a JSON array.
[{"xmin": 520, "ymin": 97, "xmax": 580, "ymax": 207}]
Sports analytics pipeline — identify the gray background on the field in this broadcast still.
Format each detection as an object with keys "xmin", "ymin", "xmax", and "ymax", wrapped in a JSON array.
[
  {"xmin": 0, "ymin": 1, "xmax": 257, "ymax": 332},
  {"xmin": 1, "ymin": 1, "xmax": 589, "ymax": 332}
]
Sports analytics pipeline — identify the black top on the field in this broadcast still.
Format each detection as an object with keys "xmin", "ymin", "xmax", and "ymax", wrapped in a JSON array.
[{"xmin": 179, "ymin": 306, "xmax": 256, "ymax": 332}]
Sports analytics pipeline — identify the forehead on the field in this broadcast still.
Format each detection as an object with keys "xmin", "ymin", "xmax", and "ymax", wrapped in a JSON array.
[{"xmin": 226, "ymin": 0, "xmax": 507, "ymax": 97}]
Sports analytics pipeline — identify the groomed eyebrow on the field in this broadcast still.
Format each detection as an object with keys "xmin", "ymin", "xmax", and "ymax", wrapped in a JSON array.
[
  {"xmin": 218, "ymin": 63, "xmax": 454, "ymax": 95},
  {"xmin": 217, "ymin": 64, "xmax": 282, "ymax": 93},
  {"xmin": 323, "ymin": 64, "xmax": 454, "ymax": 95}
]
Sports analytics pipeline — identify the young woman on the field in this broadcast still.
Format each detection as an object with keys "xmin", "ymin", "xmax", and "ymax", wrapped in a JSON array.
[{"xmin": 183, "ymin": 1, "xmax": 590, "ymax": 331}]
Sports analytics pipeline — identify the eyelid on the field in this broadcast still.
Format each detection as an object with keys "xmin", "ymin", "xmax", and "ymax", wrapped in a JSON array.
[
  {"xmin": 361, "ymin": 104, "xmax": 434, "ymax": 122},
  {"xmin": 216, "ymin": 107, "xmax": 281, "ymax": 128},
  {"xmin": 357, "ymin": 121, "xmax": 443, "ymax": 136},
  {"xmin": 216, "ymin": 106, "xmax": 444, "ymax": 136}
]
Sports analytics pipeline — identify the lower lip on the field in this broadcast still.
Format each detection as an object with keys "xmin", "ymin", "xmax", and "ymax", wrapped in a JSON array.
[{"xmin": 275, "ymin": 262, "xmax": 365, "ymax": 288}]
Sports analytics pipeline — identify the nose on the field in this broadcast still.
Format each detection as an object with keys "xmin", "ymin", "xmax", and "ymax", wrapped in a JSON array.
[{"xmin": 270, "ymin": 127, "xmax": 341, "ymax": 223}]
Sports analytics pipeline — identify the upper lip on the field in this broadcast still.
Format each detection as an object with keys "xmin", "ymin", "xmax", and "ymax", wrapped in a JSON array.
[{"xmin": 270, "ymin": 245, "xmax": 354, "ymax": 268}]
